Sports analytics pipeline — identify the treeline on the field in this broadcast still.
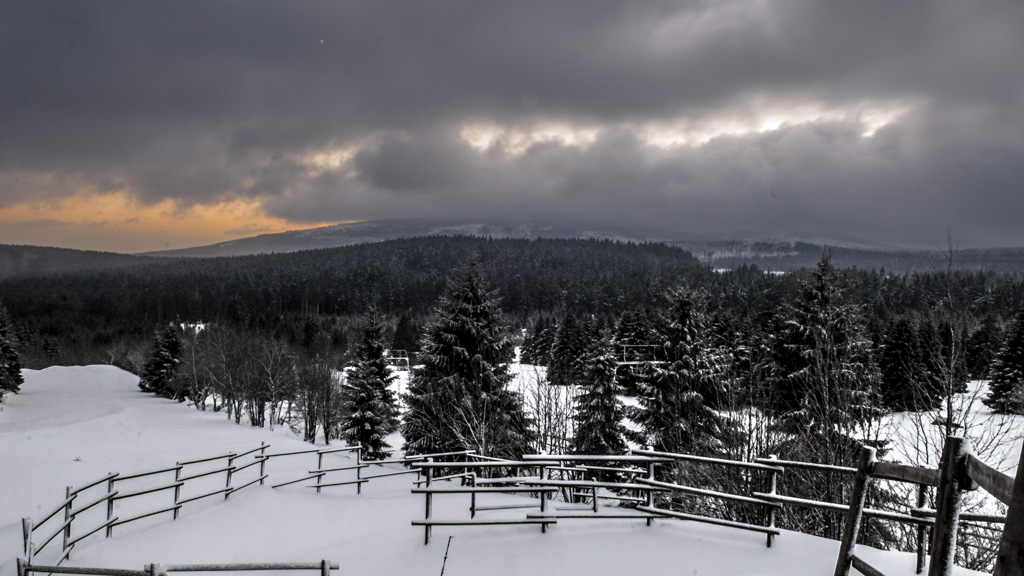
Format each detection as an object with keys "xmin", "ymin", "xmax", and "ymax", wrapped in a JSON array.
[{"xmin": 0, "ymin": 236, "xmax": 706, "ymax": 367}]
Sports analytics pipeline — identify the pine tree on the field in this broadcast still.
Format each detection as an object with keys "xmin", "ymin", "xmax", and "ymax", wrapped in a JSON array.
[
  {"xmin": 0, "ymin": 303, "xmax": 25, "ymax": 397},
  {"xmin": 342, "ymin": 313, "xmax": 400, "ymax": 459},
  {"xmin": 772, "ymin": 251, "xmax": 884, "ymax": 540},
  {"xmin": 632, "ymin": 287, "xmax": 736, "ymax": 457},
  {"xmin": 138, "ymin": 324, "xmax": 183, "ymax": 399},
  {"xmin": 879, "ymin": 318, "xmax": 936, "ymax": 411},
  {"xmin": 985, "ymin": 309, "xmax": 1024, "ymax": 414},
  {"xmin": 774, "ymin": 251, "xmax": 882, "ymax": 462},
  {"xmin": 402, "ymin": 260, "xmax": 534, "ymax": 459},
  {"xmin": 549, "ymin": 314, "xmax": 591, "ymax": 386},
  {"xmin": 967, "ymin": 314, "xmax": 1003, "ymax": 379},
  {"xmin": 573, "ymin": 335, "xmax": 628, "ymax": 460}
]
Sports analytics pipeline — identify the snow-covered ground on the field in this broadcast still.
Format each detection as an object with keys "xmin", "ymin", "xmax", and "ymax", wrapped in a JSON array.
[{"xmin": 0, "ymin": 366, "xmax": 988, "ymax": 576}]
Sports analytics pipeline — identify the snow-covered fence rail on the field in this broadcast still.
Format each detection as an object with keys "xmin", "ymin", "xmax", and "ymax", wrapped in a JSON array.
[
  {"xmin": 262, "ymin": 446, "xmax": 477, "ymax": 494},
  {"xmin": 17, "ymin": 560, "xmax": 339, "ymax": 576},
  {"xmin": 826, "ymin": 435, "xmax": 1024, "ymax": 576},
  {"xmin": 21, "ymin": 443, "xmax": 270, "ymax": 566},
  {"xmin": 412, "ymin": 458, "xmax": 566, "ymax": 544},
  {"xmin": 629, "ymin": 449, "xmax": 785, "ymax": 544}
]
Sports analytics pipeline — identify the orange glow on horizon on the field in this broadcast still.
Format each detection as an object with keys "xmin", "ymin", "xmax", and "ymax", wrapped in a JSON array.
[{"xmin": 0, "ymin": 191, "xmax": 339, "ymax": 254}]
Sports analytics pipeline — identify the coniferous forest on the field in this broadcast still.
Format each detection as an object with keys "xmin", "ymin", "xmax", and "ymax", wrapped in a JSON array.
[{"xmin": 2, "ymin": 235, "xmax": 1024, "ymax": 567}]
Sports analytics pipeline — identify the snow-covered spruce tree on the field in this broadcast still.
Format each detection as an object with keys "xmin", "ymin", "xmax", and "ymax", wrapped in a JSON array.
[
  {"xmin": 985, "ymin": 309, "xmax": 1024, "ymax": 414},
  {"xmin": 878, "ymin": 317, "xmax": 937, "ymax": 411},
  {"xmin": 0, "ymin": 303, "xmax": 24, "ymax": 398},
  {"xmin": 402, "ymin": 260, "xmax": 534, "ymax": 459},
  {"xmin": 549, "ymin": 314, "xmax": 594, "ymax": 387},
  {"xmin": 342, "ymin": 313, "xmax": 399, "ymax": 460},
  {"xmin": 573, "ymin": 334, "xmax": 628, "ymax": 464},
  {"xmin": 138, "ymin": 324, "xmax": 184, "ymax": 399},
  {"xmin": 772, "ymin": 251, "xmax": 886, "ymax": 541},
  {"xmin": 631, "ymin": 286, "xmax": 736, "ymax": 458}
]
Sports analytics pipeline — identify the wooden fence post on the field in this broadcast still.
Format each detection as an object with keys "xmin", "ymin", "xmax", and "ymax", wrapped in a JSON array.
[
  {"xmin": 539, "ymin": 464, "xmax": 548, "ymax": 533},
  {"xmin": 470, "ymin": 473, "xmax": 477, "ymax": 519},
  {"xmin": 355, "ymin": 447, "xmax": 362, "ymax": 496},
  {"xmin": 424, "ymin": 458, "xmax": 434, "ymax": 545},
  {"xmin": 22, "ymin": 518, "xmax": 33, "ymax": 564},
  {"xmin": 174, "ymin": 465, "xmax": 182, "ymax": 517},
  {"xmin": 994, "ymin": 437, "xmax": 1024, "ymax": 576},
  {"xmin": 225, "ymin": 454, "xmax": 235, "ymax": 500},
  {"xmin": 929, "ymin": 436, "xmax": 968, "ymax": 576},
  {"xmin": 916, "ymin": 484, "xmax": 929, "ymax": 574},
  {"xmin": 320, "ymin": 559, "xmax": 330, "ymax": 576},
  {"xmin": 646, "ymin": 458, "xmax": 656, "ymax": 527},
  {"xmin": 832, "ymin": 445, "xmax": 876, "ymax": 576},
  {"xmin": 259, "ymin": 442, "xmax": 268, "ymax": 486},
  {"xmin": 766, "ymin": 454, "xmax": 778, "ymax": 548},
  {"xmin": 316, "ymin": 451, "xmax": 325, "ymax": 494},
  {"xmin": 106, "ymin": 474, "xmax": 117, "ymax": 537},
  {"xmin": 61, "ymin": 486, "xmax": 73, "ymax": 559}
]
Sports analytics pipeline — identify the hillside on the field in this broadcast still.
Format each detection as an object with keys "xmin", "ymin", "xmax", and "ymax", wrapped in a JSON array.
[
  {"xmin": 0, "ymin": 366, "xmax": 989, "ymax": 576},
  {"xmin": 135, "ymin": 218, "xmax": 1024, "ymax": 274},
  {"xmin": 0, "ymin": 245, "xmax": 164, "ymax": 280},
  {"xmin": 139, "ymin": 219, "xmax": 670, "ymax": 258}
]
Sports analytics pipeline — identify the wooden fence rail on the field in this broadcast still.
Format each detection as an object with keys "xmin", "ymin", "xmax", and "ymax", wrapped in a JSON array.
[
  {"xmin": 17, "ymin": 560, "xmax": 339, "ymax": 576},
  {"xmin": 22, "ymin": 443, "xmax": 272, "ymax": 566}
]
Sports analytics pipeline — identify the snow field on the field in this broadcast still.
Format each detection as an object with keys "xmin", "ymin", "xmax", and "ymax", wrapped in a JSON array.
[{"xmin": 1, "ymin": 366, "xmax": 988, "ymax": 576}]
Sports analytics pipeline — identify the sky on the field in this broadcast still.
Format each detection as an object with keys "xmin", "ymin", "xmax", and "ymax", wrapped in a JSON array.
[{"xmin": 1, "ymin": 1, "xmax": 1022, "ymax": 253}]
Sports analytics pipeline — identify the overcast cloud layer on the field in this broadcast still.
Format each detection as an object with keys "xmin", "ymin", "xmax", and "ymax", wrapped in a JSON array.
[{"xmin": 2, "ymin": 0, "xmax": 1023, "ymax": 248}]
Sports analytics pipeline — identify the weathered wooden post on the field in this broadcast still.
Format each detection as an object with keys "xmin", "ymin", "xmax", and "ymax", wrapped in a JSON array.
[
  {"xmin": 173, "ymin": 464, "xmax": 183, "ymax": 516},
  {"xmin": 258, "ymin": 442, "xmax": 268, "ymax": 485},
  {"xmin": 916, "ymin": 484, "xmax": 930, "ymax": 574},
  {"xmin": 106, "ymin": 473, "xmax": 117, "ymax": 537},
  {"xmin": 61, "ymin": 486, "xmax": 73, "ymax": 559},
  {"xmin": 355, "ymin": 447, "xmax": 362, "ymax": 496},
  {"xmin": 766, "ymin": 454, "xmax": 779, "ymax": 548},
  {"xmin": 316, "ymin": 451, "xmax": 325, "ymax": 494},
  {"xmin": 591, "ymin": 477, "xmax": 599, "ymax": 513},
  {"xmin": 929, "ymin": 436, "xmax": 969, "ymax": 576},
  {"xmin": 16, "ymin": 558, "xmax": 26, "ymax": 576},
  {"xmin": 469, "ymin": 473, "xmax": 478, "ymax": 519},
  {"xmin": 424, "ymin": 458, "xmax": 434, "ymax": 545},
  {"xmin": 832, "ymin": 445, "xmax": 876, "ymax": 576},
  {"xmin": 225, "ymin": 453, "xmax": 235, "ymax": 500},
  {"xmin": 538, "ymin": 463, "xmax": 548, "ymax": 533},
  {"xmin": 320, "ymin": 559, "xmax": 331, "ymax": 576},
  {"xmin": 22, "ymin": 518, "xmax": 33, "ymax": 565},
  {"xmin": 646, "ymin": 457, "xmax": 657, "ymax": 527},
  {"xmin": 994, "ymin": 437, "xmax": 1024, "ymax": 576}
]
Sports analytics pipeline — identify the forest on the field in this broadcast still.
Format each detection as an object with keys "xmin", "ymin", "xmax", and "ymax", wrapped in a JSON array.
[{"xmin": 2, "ymin": 235, "xmax": 1024, "ymax": 569}]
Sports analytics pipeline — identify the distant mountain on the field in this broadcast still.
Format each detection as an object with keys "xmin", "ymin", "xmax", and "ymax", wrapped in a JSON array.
[
  {"xmin": 138, "ymin": 218, "xmax": 672, "ymax": 258},
  {"xmin": 0, "ymin": 244, "xmax": 165, "ymax": 280},
  {"xmin": 138, "ymin": 218, "xmax": 1024, "ymax": 274}
]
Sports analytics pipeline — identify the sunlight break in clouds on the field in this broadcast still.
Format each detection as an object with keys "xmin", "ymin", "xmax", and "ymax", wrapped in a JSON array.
[{"xmin": 0, "ymin": 192, "xmax": 336, "ymax": 253}]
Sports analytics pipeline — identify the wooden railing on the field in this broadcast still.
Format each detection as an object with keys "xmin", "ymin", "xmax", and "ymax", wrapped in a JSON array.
[
  {"xmin": 828, "ymin": 435, "xmax": 1024, "ymax": 576},
  {"xmin": 17, "ymin": 560, "xmax": 338, "ymax": 576},
  {"xmin": 404, "ymin": 439, "xmax": 1024, "ymax": 576},
  {"xmin": 21, "ymin": 443, "xmax": 270, "ymax": 566}
]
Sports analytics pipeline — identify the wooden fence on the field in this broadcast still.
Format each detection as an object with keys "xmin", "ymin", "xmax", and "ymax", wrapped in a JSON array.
[
  {"xmin": 21, "ymin": 443, "xmax": 271, "ymax": 567},
  {"xmin": 17, "ymin": 560, "xmax": 338, "ymax": 576},
  {"xmin": 20, "ymin": 436, "xmax": 1024, "ymax": 576},
  {"xmin": 406, "ymin": 437, "xmax": 1024, "ymax": 576},
  {"xmin": 20, "ymin": 441, "xmax": 479, "ymax": 574}
]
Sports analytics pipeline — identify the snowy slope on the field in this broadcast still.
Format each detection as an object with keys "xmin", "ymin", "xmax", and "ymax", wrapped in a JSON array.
[{"xmin": 1, "ymin": 367, "xmax": 986, "ymax": 576}]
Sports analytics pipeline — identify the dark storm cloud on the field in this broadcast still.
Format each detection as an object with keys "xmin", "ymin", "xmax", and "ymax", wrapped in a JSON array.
[{"xmin": 2, "ymin": 0, "xmax": 1022, "ymax": 246}]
